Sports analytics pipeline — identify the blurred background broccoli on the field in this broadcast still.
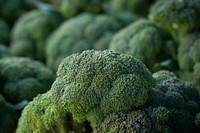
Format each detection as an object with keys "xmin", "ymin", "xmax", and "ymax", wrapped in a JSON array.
[{"xmin": 1, "ymin": 0, "xmax": 200, "ymax": 132}]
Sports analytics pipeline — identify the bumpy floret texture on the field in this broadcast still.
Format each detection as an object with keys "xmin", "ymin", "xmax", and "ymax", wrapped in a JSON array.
[
  {"xmin": 0, "ymin": 45, "xmax": 10, "ymax": 59},
  {"xmin": 0, "ymin": 20, "xmax": 10, "ymax": 45},
  {"xmin": 96, "ymin": 70, "xmax": 200, "ymax": 132},
  {"xmin": 58, "ymin": 0, "xmax": 105, "ymax": 18},
  {"xmin": 0, "ymin": 94, "xmax": 16, "ymax": 133},
  {"xmin": 109, "ymin": 19, "xmax": 163, "ymax": 68},
  {"xmin": 46, "ymin": 13, "xmax": 123, "ymax": 71},
  {"xmin": 17, "ymin": 50, "xmax": 153, "ymax": 132},
  {"xmin": 149, "ymin": 0, "xmax": 200, "ymax": 41},
  {"xmin": 10, "ymin": 9, "xmax": 63, "ymax": 61},
  {"xmin": 95, "ymin": 106, "xmax": 171, "ymax": 133},
  {"xmin": 0, "ymin": 57, "xmax": 55, "ymax": 103}
]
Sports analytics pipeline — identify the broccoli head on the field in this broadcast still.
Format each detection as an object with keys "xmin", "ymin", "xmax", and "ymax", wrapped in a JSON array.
[
  {"xmin": 0, "ymin": 44, "xmax": 10, "ymax": 59},
  {"xmin": 109, "ymin": 19, "xmax": 163, "ymax": 69},
  {"xmin": 0, "ymin": 20, "xmax": 10, "ymax": 45},
  {"xmin": 10, "ymin": 9, "xmax": 63, "ymax": 61},
  {"xmin": 58, "ymin": 0, "xmax": 105, "ymax": 18},
  {"xmin": 0, "ymin": 94, "xmax": 16, "ymax": 133},
  {"xmin": 17, "ymin": 50, "xmax": 153, "ymax": 132},
  {"xmin": 149, "ymin": 0, "xmax": 200, "ymax": 42},
  {"xmin": 0, "ymin": 57, "xmax": 55, "ymax": 103},
  {"xmin": 46, "ymin": 13, "xmax": 123, "ymax": 71}
]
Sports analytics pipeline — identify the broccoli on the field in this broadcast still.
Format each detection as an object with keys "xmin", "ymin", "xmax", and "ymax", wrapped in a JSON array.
[
  {"xmin": 0, "ymin": 0, "xmax": 30, "ymax": 24},
  {"xmin": 104, "ymin": 0, "xmax": 155, "ymax": 16},
  {"xmin": 109, "ymin": 19, "xmax": 164, "ymax": 69},
  {"xmin": 57, "ymin": 0, "xmax": 105, "ymax": 18},
  {"xmin": 0, "ymin": 20, "xmax": 10, "ymax": 45},
  {"xmin": 96, "ymin": 70, "xmax": 200, "ymax": 132},
  {"xmin": 0, "ymin": 57, "xmax": 55, "ymax": 104},
  {"xmin": 10, "ymin": 9, "xmax": 63, "ymax": 62},
  {"xmin": 149, "ymin": 0, "xmax": 200, "ymax": 42},
  {"xmin": 46, "ymin": 13, "xmax": 123, "ymax": 71},
  {"xmin": 0, "ymin": 44, "xmax": 10, "ymax": 59},
  {"xmin": 0, "ymin": 94, "xmax": 16, "ymax": 133},
  {"xmin": 16, "ymin": 50, "xmax": 153, "ymax": 132}
]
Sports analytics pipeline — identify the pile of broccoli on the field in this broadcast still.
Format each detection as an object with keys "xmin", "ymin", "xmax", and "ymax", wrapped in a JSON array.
[{"xmin": 1, "ymin": 0, "xmax": 200, "ymax": 132}]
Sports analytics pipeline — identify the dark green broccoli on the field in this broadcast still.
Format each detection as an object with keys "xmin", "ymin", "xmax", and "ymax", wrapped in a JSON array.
[
  {"xmin": 16, "ymin": 50, "xmax": 153, "ymax": 132},
  {"xmin": 46, "ymin": 13, "xmax": 123, "ymax": 71},
  {"xmin": 149, "ymin": 0, "xmax": 200, "ymax": 42},
  {"xmin": 10, "ymin": 9, "xmax": 63, "ymax": 62},
  {"xmin": 0, "ymin": 0, "xmax": 30, "ymax": 24},
  {"xmin": 195, "ymin": 112, "xmax": 200, "ymax": 130},
  {"xmin": 95, "ymin": 107, "xmax": 171, "ymax": 133},
  {"xmin": 104, "ymin": 0, "xmax": 155, "ymax": 16},
  {"xmin": 109, "ymin": 19, "xmax": 164, "ymax": 69},
  {"xmin": 0, "ymin": 20, "xmax": 10, "ymax": 45},
  {"xmin": 0, "ymin": 57, "xmax": 55, "ymax": 103},
  {"xmin": 96, "ymin": 70, "xmax": 200, "ymax": 132},
  {"xmin": 0, "ymin": 94, "xmax": 16, "ymax": 133},
  {"xmin": 0, "ymin": 44, "xmax": 10, "ymax": 59}
]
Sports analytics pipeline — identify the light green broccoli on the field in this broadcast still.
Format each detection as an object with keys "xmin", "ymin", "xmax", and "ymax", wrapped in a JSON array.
[
  {"xmin": 57, "ymin": 0, "xmax": 105, "ymax": 18},
  {"xmin": 10, "ymin": 9, "xmax": 63, "ymax": 62},
  {"xmin": 149, "ymin": 0, "xmax": 200, "ymax": 42},
  {"xmin": 0, "ymin": 94, "xmax": 16, "ymax": 133},
  {"xmin": 109, "ymin": 19, "xmax": 164, "ymax": 69},
  {"xmin": 0, "ymin": 57, "xmax": 55, "ymax": 104},
  {"xmin": 0, "ymin": 44, "xmax": 10, "ymax": 59},
  {"xmin": 16, "ymin": 50, "xmax": 153, "ymax": 132},
  {"xmin": 0, "ymin": 20, "xmax": 10, "ymax": 45},
  {"xmin": 46, "ymin": 13, "xmax": 123, "ymax": 71}
]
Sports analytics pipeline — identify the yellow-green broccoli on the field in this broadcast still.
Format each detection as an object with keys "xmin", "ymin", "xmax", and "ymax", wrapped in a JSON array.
[
  {"xmin": 0, "ymin": 57, "xmax": 55, "ymax": 104},
  {"xmin": 16, "ymin": 50, "xmax": 153, "ymax": 132},
  {"xmin": 149, "ymin": 0, "xmax": 200, "ymax": 42},
  {"xmin": 10, "ymin": 9, "xmax": 63, "ymax": 61},
  {"xmin": 46, "ymin": 13, "xmax": 123, "ymax": 71}
]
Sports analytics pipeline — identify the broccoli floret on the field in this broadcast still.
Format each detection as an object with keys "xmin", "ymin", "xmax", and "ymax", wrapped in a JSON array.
[
  {"xmin": 46, "ymin": 13, "xmax": 123, "ymax": 71},
  {"xmin": 0, "ymin": 44, "xmax": 10, "ymax": 59},
  {"xmin": 0, "ymin": 94, "xmax": 16, "ymax": 133},
  {"xmin": 109, "ymin": 19, "xmax": 163, "ymax": 69},
  {"xmin": 17, "ymin": 50, "xmax": 153, "ymax": 132},
  {"xmin": 94, "ymin": 106, "xmax": 171, "ymax": 133},
  {"xmin": 149, "ymin": 0, "xmax": 200, "ymax": 42},
  {"xmin": 104, "ymin": 0, "xmax": 155, "ymax": 16},
  {"xmin": 10, "ymin": 9, "xmax": 63, "ymax": 61},
  {"xmin": 58, "ymin": 0, "xmax": 105, "ymax": 18},
  {"xmin": 195, "ymin": 112, "xmax": 200, "ymax": 130},
  {"xmin": 0, "ymin": 57, "xmax": 55, "ymax": 103},
  {"xmin": 0, "ymin": 20, "xmax": 10, "ymax": 45}
]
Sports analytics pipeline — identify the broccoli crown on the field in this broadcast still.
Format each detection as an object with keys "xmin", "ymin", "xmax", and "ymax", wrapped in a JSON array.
[
  {"xmin": 46, "ymin": 13, "xmax": 122, "ymax": 71},
  {"xmin": 0, "ymin": 45, "xmax": 10, "ymax": 59},
  {"xmin": 16, "ymin": 91, "xmax": 69, "ymax": 133},
  {"xmin": 10, "ymin": 9, "xmax": 63, "ymax": 61},
  {"xmin": 104, "ymin": 0, "xmax": 154, "ymax": 16},
  {"xmin": 149, "ymin": 0, "xmax": 200, "ymax": 41},
  {"xmin": 178, "ymin": 33, "xmax": 200, "ymax": 70},
  {"xmin": 50, "ymin": 50, "xmax": 153, "ymax": 126},
  {"xmin": 0, "ymin": 57, "xmax": 55, "ymax": 103},
  {"xmin": 95, "ymin": 106, "xmax": 171, "ymax": 133},
  {"xmin": 58, "ymin": 0, "xmax": 105, "ymax": 18},
  {"xmin": 0, "ymin": 20, "xmax": 10, "ymax": 45},
  {"xmin": 0, "ymin": 0, "xmax": 30, "ymax": 23},
  {"xmin": 109, "ymin": 19, "xmax": 163, "ymax": 68},
  {"xmin": 0, "ymin": 94, "xmax": 16, "ymax": 133}
]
